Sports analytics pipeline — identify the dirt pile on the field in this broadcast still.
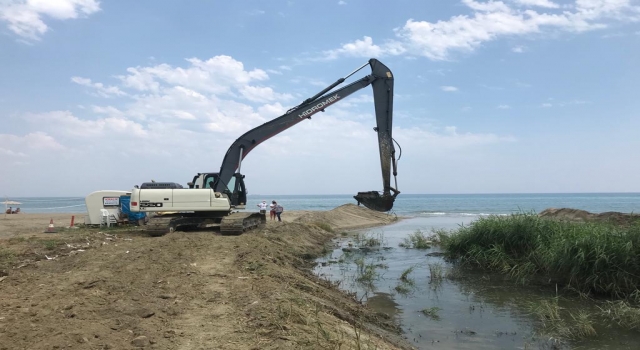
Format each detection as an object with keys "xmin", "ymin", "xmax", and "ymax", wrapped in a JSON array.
[
  {"xmin": 539, "ymin": 208, "xmax": 640, "ymax": 226},
  {"xmin": 293, "ymin": 203, "xmax": 398, "ymax": 231},
  {"xmin": 0, "ymin": 206, "xmax": 411, "ymax": 350}
]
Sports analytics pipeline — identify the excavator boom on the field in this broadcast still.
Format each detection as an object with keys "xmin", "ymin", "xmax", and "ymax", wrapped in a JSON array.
[{"xmin": 214, "ymin": 59, "xmax": 400, "ymax": 211}]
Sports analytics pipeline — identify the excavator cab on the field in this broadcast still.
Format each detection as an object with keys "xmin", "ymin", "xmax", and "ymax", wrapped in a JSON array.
[
  {"xmin": 196, "ymin": 172, "xmax": 247, "ymax": 208},
  {"xmin": 223, "ymin": 173, "xmax": 247, "ymax": 208}
]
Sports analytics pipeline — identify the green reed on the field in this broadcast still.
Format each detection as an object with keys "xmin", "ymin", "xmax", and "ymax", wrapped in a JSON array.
[{"xmin": 443, "ymin": 213, "xmax": 640, "ymax": 298}]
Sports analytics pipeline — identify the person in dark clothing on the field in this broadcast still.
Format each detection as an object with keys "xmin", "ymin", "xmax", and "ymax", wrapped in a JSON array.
[{"xmin": 274, "ymin": 202, "xmax": 284, "ymax": 222}]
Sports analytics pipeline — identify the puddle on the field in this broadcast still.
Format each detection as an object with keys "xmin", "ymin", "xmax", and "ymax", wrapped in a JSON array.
[{"xmin": 314, "ymin": 217, "xmax": 640, "ymax": 350}]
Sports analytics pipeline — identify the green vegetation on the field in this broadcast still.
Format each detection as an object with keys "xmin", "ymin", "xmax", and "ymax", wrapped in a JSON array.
[
  {"xmin": 394, "ymin": 283, "xmax": 411, "ymax": 295},
  {"xmin": 0, "ymin": 247, "xmax": 16, "ymax": 270},
  {"xmin": 420, "ymin": 307, "xmax": 441, "ymax": 320},
  {"xmin": 399, "ymin": 230, "xmax": 431, "ymax": 249},
  {"xmin": 528, "ymin": 298, "xmax": 596, "ymax": 339},
  {"xmin": 428, "ymin": 263, "xmax": 444, "ymax": 283},
  {"xmin": 399, "ymin": 266, "xmax": 415, "ymax": 284},
  {"xmin": 354, "ymin": 257, "xmax": 378, "ymax": 285},
  {"xmin": 313, "ymin": 222, "xmax": 334, "ymax": 233},
  {"xmin": 394, "ymin": 266, "xmax": 417, "ymax": 296},
  {"xmin": 42, "ymin": 240, "xmax": 61, "ymax": 250},
  {"xmin": 354, "ymin": 231, "xmax": 385, "ymax": 247},
  {"xmin": 599, "ymin": 300, "xmax": 640, "ymax": 330},
  {"xmin": 442, "ymin": 213, "xmax": 640, "ymax": 298}
]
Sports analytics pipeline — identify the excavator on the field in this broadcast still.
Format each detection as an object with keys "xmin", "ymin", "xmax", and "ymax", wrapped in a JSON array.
[{"xmin": 130, "ymin": 58, "xmax": 400, "ymax": 236}]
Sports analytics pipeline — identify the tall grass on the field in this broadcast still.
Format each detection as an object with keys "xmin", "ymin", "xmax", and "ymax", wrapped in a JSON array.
[
  {"xmin": 399, "ymin": 230, "xmax": 431, "ymax": 249},
  {"xmin": 528, "ymin": 298, "xmax": 597, "ymax": 339},
  {"xmin": 354, "ymin": 231, "xmax": 385, "ymax": 247},
  {"xmin": 599, "ymin": 300, "xmax": 640, "ymax": 330},
  {"xmin": 442, "ymin": 213, "xmax": 640, "ymax": 298}
]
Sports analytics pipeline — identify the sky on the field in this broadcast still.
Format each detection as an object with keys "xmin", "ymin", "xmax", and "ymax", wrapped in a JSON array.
[{"xmin": 1, "ymin": 0, "xmax": 639, "ymax": 197}]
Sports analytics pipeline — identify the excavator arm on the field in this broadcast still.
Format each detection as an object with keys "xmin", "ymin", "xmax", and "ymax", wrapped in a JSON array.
[{"xmin": 213, "ymin": 59, "xmax": 400, "ymax": 211}]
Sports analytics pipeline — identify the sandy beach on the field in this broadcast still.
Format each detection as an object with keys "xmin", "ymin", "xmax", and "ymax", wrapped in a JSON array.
[{"xmin": 0, "ymin": 204, "xmax": 412, "ymax": 350}]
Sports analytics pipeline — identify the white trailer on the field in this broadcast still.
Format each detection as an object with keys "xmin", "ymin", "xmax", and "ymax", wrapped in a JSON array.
[{"xmin": 84, "ymin": 190, "xmax": 131, "ymax": 225}]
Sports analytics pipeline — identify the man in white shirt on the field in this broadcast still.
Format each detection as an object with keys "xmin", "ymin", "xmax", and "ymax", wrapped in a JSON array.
[{"xmin": 257, "ymin": 200, "xmax": 268, "ymax": 215}]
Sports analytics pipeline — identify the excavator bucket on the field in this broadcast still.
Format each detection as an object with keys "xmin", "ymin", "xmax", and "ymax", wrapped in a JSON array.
[{"xmin": 354, "ymin": 191, "xmax": 396, "ymax": 212}]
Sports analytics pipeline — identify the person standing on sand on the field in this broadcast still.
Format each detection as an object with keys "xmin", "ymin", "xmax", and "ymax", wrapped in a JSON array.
[
  {"xmin": 274, "ymin": 202, "xmax": 284, "ymax": 222},
  {"xmin": 257, "ymin": 200, "xmax": 268, "ymax": 215},
  {"xmin": 269, "ymin": 201, "xmax": 276, "ymax": 221}
]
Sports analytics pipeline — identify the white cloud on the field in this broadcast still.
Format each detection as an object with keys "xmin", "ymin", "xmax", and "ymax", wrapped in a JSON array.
[
  {"xmin": 338, "ymin": 0, "xmax": 347, "ymax": 5},
  {"xmin": 441, "ymin": 85, "xmax": 459, "ymax": 92},
  {"xmin": 71, "ymin": 77, "xmax": 127, "ymax": 98},
  {"xmin": 463, "ymin": 0, "xmax": 512, "ymax": 12},
  {"xmin": 0, "ymin": 0, "xmax": 100, "ymax": 41},
  {"xmin": 324, "ymin": 36, "xmax": 385, "ymax": 59},
  {"xmin": 0, "ymin": 131, "xmax": 64, "ymax": 165},
  {"xmin": 541, "ymin": 102, "xmax": 553, "ymax": 107},
  {"xmin": 497, "ymin": 104, "xmax": 511, "ymax": 109},
  {"xmin": 512, "ymin": 0, "xmax": 560, "ymax": 9},
  {"xmin": 13, "ymin": 131, "xmax": 64, "ymax": 149},
  {"xmin": 91, "ymin": 105, "xmax": 125, "ymax": 118},
  {"xmin": 26, "ymin": 110, "xmax": 149, "ymax": 138},
  {"xmin": 512, "ymin": 45, "xmax": 526, "ymax": 52},
  {"xmin": 324, "ymin": 0, "xmax": 640, "ymax": 60},
  {"xmin": 117, "ymin": 56, "xmax": 269, "ymax": 96},
  {"xmin": 239, "ymin": 86, "xmax": 293, "ymax": 103}
]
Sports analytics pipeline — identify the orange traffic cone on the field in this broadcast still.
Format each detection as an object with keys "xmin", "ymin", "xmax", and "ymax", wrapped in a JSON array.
[{"xmin": 45, "ymin": 218, "xmax": 57, "ymax": 233}]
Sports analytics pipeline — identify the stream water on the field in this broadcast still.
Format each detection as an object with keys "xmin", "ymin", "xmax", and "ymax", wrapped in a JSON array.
[{"xmin": 313, "ymin": 216, "xmax": 640, "ymax": 350}]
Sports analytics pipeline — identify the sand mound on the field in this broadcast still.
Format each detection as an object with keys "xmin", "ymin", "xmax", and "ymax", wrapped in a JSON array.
[
  {"xmin": 539, "ymin": 208, "xmax": 640, "ymax": 226},
  {"xmin": 293, "ymin": 203, "xmax": 398, "ymax": 231}
]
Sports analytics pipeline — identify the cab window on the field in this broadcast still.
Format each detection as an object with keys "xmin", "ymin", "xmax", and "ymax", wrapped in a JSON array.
[{"xmin": 226, "ymin": 176, "xmax": 237, "ymax": 193}]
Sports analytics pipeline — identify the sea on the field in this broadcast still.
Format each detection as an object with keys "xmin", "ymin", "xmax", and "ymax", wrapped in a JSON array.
[{"xmin": 4, "ymin": 193, "xmax": 639, "ymax": 216}]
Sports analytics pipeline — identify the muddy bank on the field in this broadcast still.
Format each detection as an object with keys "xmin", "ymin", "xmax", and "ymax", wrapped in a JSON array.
[
  {"xmin": 0, "ymin": 204, "xmax": 409, "ymax": 350},
  {"xmin": 539, "ymin": 207, "xmax": 640, "ymax": 226}
]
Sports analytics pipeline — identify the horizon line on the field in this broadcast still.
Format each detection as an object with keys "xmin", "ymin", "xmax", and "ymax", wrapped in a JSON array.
[{"xmin": 5, "ymin": 191, "xmax": 640, "ymax": 198}]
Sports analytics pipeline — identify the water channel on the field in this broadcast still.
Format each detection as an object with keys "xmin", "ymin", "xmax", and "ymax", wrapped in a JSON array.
[{"xmin": 313, "ymin": 216, "xmax": 640, "ymax": 350}]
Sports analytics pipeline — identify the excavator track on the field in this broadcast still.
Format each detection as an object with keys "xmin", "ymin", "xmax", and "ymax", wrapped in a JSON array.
[
  {"xmin": 143, "ymin": 216, "xmax": 176, "ymax": 237},
  {"xmin": 141, "ymin": 212, "xmax": 265, "ymax": 237},
  {"xmin": 220, "ymin": 212, "xmax": 266, "ymax": 235}
]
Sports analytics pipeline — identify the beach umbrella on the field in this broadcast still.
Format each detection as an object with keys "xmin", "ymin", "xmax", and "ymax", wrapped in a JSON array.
[{"xmin": 3, "ymin": 200, "xmax": 21, "ymax": 214}]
